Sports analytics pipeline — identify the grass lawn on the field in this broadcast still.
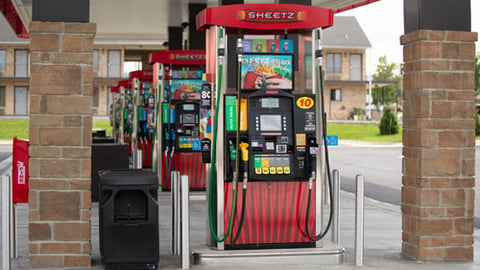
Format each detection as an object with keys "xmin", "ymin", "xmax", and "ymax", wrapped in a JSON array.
[
  {"xmin": 0, "ymin": 119, "xmax": 29, "ymax": 140},
  {"xmin": 0, "ymin": 119, "xmax": 113, "ymax": 141},
  {"xmin": 327, "ymin": 123, "xmax": 403, "ymax": 143},
  {"xmin": 92, "ymin": 119, "xmax": 113, "ymax": 137}
]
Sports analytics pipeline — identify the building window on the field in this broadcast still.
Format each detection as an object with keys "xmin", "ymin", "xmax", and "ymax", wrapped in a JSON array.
[
  {"xmin": 124, "ymin": 61, "xmax": 142, "ymax": 78},
  {"xmin": 15, "ymin": 50, "xmax": 29, "ymax": 77},
  {"xmin": 326, "ymin": 53, "xmax": 342, "ymax": 73},
  {"xmin": 108, "ymin": 50, "xmax": 121, "ymax": 78},
  {"xmin": 350, "ymin": 54, "xmax": 362, "ymax": 81},
  {"xmin": 93, "ymin": 50, "xmax": 99, "ymax": 76},
  {"xmin": 326, "ymin": 53, "xmax": 341, "ymax": 80},
  {"xmin": 14, "ymin": 86, "xmax": 28, "ymax": 115},
  {"xmin": 330, "ymin": 89, "xmax": 342, "ymax": 101},
  {"xmin": 0, "ymin": 50, "xmax": 6, "ymax": 71},
  {"xmin": 93, "ymin": 85, "xmax": 99, "ymax": 107},
  {"xmin": 0, "ymin": 86, "xmax": 5, "ymax": 107}
]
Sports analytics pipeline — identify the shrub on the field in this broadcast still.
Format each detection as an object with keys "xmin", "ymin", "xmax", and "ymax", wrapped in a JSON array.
[
  {"xmin": 379, "ymin": 106, "xmax": 399, "ymax": 135},
  {"xmin": 475, "ymin": 113, "xmax": 480, "ymax": 136}
]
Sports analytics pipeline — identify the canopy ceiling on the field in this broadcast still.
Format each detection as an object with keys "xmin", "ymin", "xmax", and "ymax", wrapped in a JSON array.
[{"xmin": 7, "ymin": 0, "xmax": 379, "ymax": 42}]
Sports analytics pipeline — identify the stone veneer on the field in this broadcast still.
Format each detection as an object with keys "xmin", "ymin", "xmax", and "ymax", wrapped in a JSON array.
[
  {"xmin": 28, "ymin": 21, "xmax": 96, "ymax": 268},
  {"xmin": 401, "ymin": 30, "xmax": 478, "ymax": 261}
]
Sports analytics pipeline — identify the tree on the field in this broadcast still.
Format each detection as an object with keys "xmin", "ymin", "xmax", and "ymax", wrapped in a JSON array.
[
  {"xmin": 373, "ymin": 56, "xmax": 397, "ymax": 81},
  {"xmin": 371, "ymin": 56, "xmax": 402, "ymax": 109}
]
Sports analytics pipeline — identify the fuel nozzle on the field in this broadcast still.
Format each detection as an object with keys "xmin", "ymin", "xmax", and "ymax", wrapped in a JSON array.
[
  {"xmin": 239, "ymin": 142, "xmax": 249, "ymax": 189},
  {"xmin": 228, "ymin": 139, "xmax": 237, "ymax": 181},
  {"xmin": 239, "ymin": 142, "xmax": 249, "ymax": 162},
  {"xmin": 229, "ymin": 139, "xmax": 237, "ymax": 162},
  {"xmin": 164, "ymin": 128, "xmax": 170, "ymax": 141}
]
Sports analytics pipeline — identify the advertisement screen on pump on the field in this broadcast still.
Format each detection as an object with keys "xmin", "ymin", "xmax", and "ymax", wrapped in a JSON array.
[
  {"xmin": 240, "ymin": 53, "xmax": 293, "ymax": 91},
  {"xmin": 169, "ymin": 79, "xmax": 205, "ymax": 100}
]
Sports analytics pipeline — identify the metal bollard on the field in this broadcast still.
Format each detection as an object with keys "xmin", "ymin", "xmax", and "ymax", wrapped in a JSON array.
[
  {"xmin": 204, "ymin": 164, "xmax": 213, "ymax": 246},
  {"xmin": 331, "ymin": 169, "xmax": 340, "ymax": 245},
  {"xmin": 171, "ymin": 171, "xmax": 181, "ymax": 255},
  {"xmin": 355, "ymin": 174, "xmax": 365, "ymax": 267},
  {"xmin": 180, "ymin": 175, "xmax": 190, "ymax": 269},
  {"xmin": 2, "ymin": 175, "xmax": 11, "ymax": 270},
  {"xmin": 9, "ymin": 177, "xmax": 16, "ymax": 259},
  {"xmin": 136, "ymin": 150, "xmax": 143, "ymax": 169}
]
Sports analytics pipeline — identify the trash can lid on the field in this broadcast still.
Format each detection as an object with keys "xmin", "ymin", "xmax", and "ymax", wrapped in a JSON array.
[{"xmin": 98, "ymin": 169, "xmax": 158, "ymax": 186}]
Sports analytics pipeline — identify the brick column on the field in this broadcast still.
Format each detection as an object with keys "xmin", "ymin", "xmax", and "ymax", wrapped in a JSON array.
[
  {"xmin": 401, "ymin": 30, "xmax": 478, "ymax": 261},
  {"xmin": 28, "ymin": 21, "xmax": 96, "ymax": 268}
]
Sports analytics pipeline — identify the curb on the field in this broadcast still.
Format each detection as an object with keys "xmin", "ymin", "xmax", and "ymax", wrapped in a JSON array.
[{"xmin": 338, "ymin": 140, "xmax": 402, "ymax": 148}]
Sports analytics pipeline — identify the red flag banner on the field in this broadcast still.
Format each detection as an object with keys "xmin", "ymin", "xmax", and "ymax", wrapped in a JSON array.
[{"xmin": 12, "ymin": 137, "xmax": 29, "ymax": 203}]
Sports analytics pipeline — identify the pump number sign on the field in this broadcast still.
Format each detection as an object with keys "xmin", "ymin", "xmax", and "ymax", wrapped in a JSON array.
[
  {"xmin": 296, "ymin": 96, "xmax": 314, "ymax": 109},
  {"xmin": 201, "ymin": 83, "xmax": 211, "ymax": 108}
]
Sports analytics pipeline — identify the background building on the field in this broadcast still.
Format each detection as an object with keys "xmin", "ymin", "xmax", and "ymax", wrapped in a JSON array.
[{"xmin": 323, "ymin": 16, "xmax": 371, "ymax": 120}]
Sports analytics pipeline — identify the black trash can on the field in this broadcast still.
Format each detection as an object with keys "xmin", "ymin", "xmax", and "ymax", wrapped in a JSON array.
[
  {"xmin": 98, "ymin": 169, "xmax": 159, "ymax": 270},
  {"xmin": 91, "ymin": 143, "xmax": 129, "ymax": 202}
]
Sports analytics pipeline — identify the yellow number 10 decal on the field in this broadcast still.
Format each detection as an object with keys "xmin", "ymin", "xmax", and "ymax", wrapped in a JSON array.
[{"xmin": 296, "ymin": 96, "xmax": 314, "ymax": 109}]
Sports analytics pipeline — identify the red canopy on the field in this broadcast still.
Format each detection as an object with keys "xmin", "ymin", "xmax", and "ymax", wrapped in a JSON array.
[
  {"xmin": 149, "ymin": 50, "xmax": 206, "ymax": 66},
  {"xmin": 117, "ymin": 79, "xmax": 132, "ymax": 88},
  {"xmin": 129, "ymin": 69, "xmax": 153, "ymax": 81},
  {"xmin": 196, "ymin": 3, "xmax": 334, "ymax": 34}
]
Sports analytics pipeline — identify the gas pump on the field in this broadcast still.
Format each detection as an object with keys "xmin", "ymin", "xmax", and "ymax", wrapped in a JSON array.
[
  {"xmin": 149, "ymin": 50, "xmax": 209, "ymax": 190},
  {"xmin": 196, "ymin": 3, "xmax": 335, "ymax": 250},
  {"xmin": 109, "ymin": 86, "xmax": 121, "ymax": 143},
  {"xmin": 129, "ymin": 69, "xmax": 155, "ymax": 169},
  {"xmin": 117, "ymin": 79, "xmax": 134, "ymax": 148}
]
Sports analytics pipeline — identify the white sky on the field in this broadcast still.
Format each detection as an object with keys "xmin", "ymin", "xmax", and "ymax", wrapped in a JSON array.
[{"xmin": 340, "ymin": 0, "xmax": 480, "ymax": 74}]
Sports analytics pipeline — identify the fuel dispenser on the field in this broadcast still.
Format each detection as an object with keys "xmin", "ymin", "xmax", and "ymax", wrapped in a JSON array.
[
  {"xmin": 128, "ymin": 69, "xmax": 156, "ymax": 169},
  {"xmin": 109, "ymin": 86, "xmax": 120, "ymax": 143},
  {"xmin": 149, "ymin": 50, "xmax": 209, "ymax": 190},
  {"xmin": 116, "ymin": 79, "xmax": 133, "ymax": 148},
  {"xmin": 196, "ymin": 3, "xmax": 336, "ymax": 250}
]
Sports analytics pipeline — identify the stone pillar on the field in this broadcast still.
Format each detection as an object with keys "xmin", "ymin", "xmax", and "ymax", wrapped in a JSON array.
[
  {"xmin": 401, "ymin": 30, "xmax": 478, "ymax": 261},
  {"xmin": 28, "ymin": 21, "xmax": 96, "ymax": 268}
]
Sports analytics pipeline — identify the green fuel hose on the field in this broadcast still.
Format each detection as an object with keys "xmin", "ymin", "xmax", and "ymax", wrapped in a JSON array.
[
  {"xmin": 154, "ymin": 82, "xmax": 171, "ymax": 188},
  {"xmin": 207, "ymin": 58, "xmax": 238, "ymax": 243}
]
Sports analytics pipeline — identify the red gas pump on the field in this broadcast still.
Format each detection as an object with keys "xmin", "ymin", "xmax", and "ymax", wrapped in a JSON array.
[
  {"xmin": 109, "ymin": 86, "xmax": 120, "ymax": 143},
  {"xmin": 128, "ymin": 69, "xmax": 155, "ymax": 169},
  {"xmin": 196, "ymin": 3, "xmax": 335, "ymax": 250},
  {"xmin": 149, "ymin": 50, "xmax": 208, "ymax": 190},
  {"xmin": 116, "ymin": 79, "xmax": 133, "ymax": 149}
]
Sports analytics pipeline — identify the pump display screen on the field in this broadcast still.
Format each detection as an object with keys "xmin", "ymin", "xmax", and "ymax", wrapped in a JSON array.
[
  {"xmin": 240, "ymin": 54, "xmax": 293, "ymax": 91},
  {"xmin": 183, "ymin": 104, "xmax": 194, "ymax": 111},
  {"xmin": 182, "ymin": 114, "xmax": 196, "ymax": 124},
  {"xmin": 260, "ymin": 114, "xmax": 282, "ymax": 131},
  {"xmin": 261, "ymin": 98, "xmax": 279, "ymax": 108}
]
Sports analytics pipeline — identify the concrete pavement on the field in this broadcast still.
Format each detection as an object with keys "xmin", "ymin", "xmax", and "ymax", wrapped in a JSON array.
[
  {"xmin": 4, "ymin": 190, "xmax": 480, "ymax": 269},
  {"xmin": 1, "ymin": 140, "xmax": 480, "ymax": 269}
]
